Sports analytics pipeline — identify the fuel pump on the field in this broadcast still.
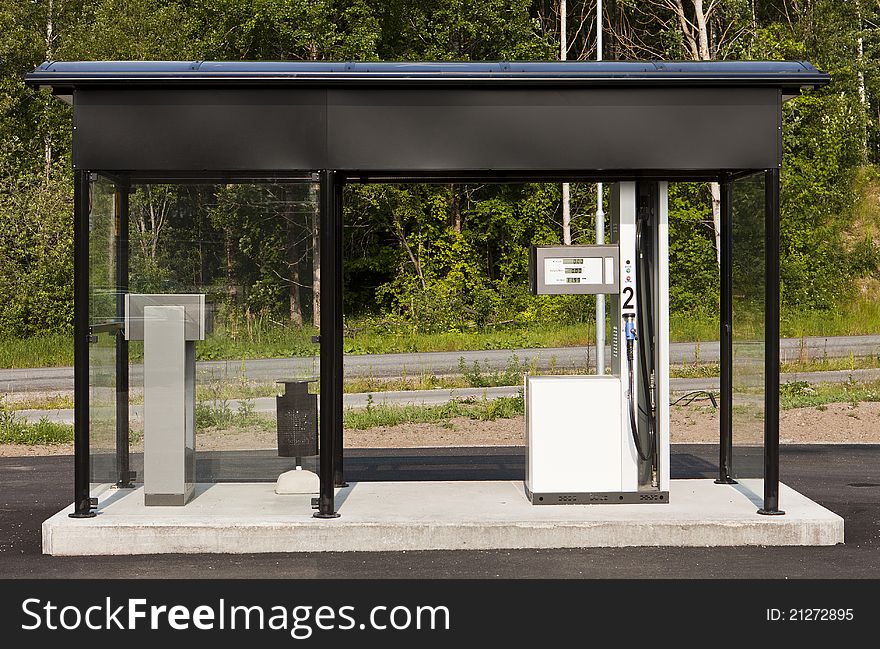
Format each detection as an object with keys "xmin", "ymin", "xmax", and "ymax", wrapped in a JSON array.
[{"xmin": 525, "ymin": 181, "xmax": 669, "ymax": 504}]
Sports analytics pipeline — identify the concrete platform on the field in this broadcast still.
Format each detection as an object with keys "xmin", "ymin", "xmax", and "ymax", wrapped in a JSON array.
[{"xmin": 42, "ymin": 479, "xmax": 844, "ymax": 555}]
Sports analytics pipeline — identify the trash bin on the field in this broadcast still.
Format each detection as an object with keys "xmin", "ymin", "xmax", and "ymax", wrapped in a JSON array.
[{"xmin": 276, "ymin": 378, "xmax": 318, "ymax": 460}]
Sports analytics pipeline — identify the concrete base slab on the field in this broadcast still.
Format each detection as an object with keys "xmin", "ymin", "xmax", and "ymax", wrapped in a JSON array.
[{"xmin": 42, "ymin": 479, "xmax": 843, "ymax": 555}]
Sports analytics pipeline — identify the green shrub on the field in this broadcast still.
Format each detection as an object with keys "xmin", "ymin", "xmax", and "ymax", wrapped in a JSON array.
[{"xmin": 0, "ymin": 399, "xmax": 73, "ymax": 445}]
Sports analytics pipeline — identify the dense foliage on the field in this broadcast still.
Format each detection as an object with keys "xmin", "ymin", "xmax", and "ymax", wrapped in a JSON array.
[{"xmin": 1, "ymin": 0, "xmax": 878, "ymax": 339}]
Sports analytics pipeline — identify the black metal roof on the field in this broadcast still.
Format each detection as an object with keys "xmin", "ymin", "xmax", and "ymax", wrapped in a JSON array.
[{"xmin": 27, "ymin": 60, "xmax": 829, "ymax": 93}]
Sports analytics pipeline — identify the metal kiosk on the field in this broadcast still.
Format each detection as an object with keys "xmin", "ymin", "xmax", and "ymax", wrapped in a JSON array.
[{"xmin": 124, "ymin": 294, "xmax": 209, "ymax": 506}]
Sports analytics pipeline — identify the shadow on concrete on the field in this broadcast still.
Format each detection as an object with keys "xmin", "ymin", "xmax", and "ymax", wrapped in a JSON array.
[{"xmin": 107, "ymin": 446, "xmax": 748, "ymax": 483}]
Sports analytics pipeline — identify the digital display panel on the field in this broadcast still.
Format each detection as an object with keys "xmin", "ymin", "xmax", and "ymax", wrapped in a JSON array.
[
  {"xmin": 530, "ymin": 245, "xmax": 619, "ymax": 295},
  {"xmin": 544, "ymin": 257, "xmax": 603, "ymax": 285}
]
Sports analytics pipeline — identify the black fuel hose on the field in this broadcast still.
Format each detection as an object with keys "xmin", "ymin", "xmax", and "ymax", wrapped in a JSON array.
[
  {"xmin": 635, "ymin": 219, "xmax": 659, "ymax": 471},
  {"xmin": 625, "ymin": 325, "xmax": 651, "ymax": 462}
]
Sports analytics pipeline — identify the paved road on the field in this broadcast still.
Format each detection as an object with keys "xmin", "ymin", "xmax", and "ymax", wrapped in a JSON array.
[
  {"xmin": 18, "ymin": 367, "xmax": 880, "ymax": 425},
  {"xmin": 0, "ymin": 444, "xmax": 878, "ymax": 578},
  {"xmin": 3, "ymin": 334, "xmax": 880, "ymax": 394}
]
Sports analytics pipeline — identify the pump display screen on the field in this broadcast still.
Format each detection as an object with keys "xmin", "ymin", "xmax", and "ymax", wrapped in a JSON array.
[
  {"xmin": 529, "ymin": 244, "xmax": 619, "ymax": 295},
  {"xmin": 544, "ymin": 257, "xmax": 604, "ymax": 286}
]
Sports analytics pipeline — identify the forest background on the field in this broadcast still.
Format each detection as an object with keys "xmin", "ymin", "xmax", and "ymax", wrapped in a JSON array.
[{"xmin": 2, "ymin": 0, "xmax": 879, "ymax": 366}]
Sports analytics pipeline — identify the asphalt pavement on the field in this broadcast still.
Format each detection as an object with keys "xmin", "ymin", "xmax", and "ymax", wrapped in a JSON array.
[
  {"xmin": 3, "ymin": 334, "xmax": 880, "ymax": 393},
  {"xmin": 1, "ymin": 444, "xmax": 878, "ymax": 579}
]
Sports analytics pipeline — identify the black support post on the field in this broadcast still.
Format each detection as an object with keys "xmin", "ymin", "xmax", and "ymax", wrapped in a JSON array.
[
  {"xmin": 315, "ymin": 170, "xmax": 341, "ymax": 519},
  {"xmin": 716, "ymin": 175, "xmax": 736, "ymax": 485},
  {"xmin": 71, "ymin": 170, "xmax": 95, "ymax": 518},
  {"xmin": 115, "ymin": 184, "xmax": 133, "ymax": 489},
  {"xmin": 758, "ymin": 168, "xmax": 784, "ymax": 515}
]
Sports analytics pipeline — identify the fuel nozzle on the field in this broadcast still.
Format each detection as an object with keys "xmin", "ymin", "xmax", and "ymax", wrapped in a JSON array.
[
  {"xmin": 623, "ymin": 311, "xmax": 649, "ymax": 463},
  {"xmin": 623, "ymin": 313, "xmax": 637, "ymax": 362}
]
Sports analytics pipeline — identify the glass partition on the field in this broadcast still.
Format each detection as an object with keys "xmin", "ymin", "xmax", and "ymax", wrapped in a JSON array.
[
  {"xmin": 86, "ymin": 174, "xmax": 772, "ymax": 494},
  {"xmin": 119, "ymin": 181, "xmax": 320, "ymax": 486},
  {"xmin": 730, "ymin": 172, "xmax": 767, "ymax": 478},
  {"xmin": 88, "ymin": 176, "xmax": 120, "ymax": 493}
]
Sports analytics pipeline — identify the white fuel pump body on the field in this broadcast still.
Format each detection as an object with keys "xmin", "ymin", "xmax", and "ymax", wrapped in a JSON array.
[
  {"xmin": 526, "ymin": 375, "xmax": 624, "ymax": 496},
  {"xmin": 525, "ymin": 182, "xmax": 669, "ymax": 504}
]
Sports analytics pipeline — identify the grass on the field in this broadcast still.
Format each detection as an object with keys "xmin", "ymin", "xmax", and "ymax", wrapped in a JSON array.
[
  {"xmin": 0, "ymin": 332, "xmax": 73, "ymax": 368},
  {"xmin": 343, "ymin": 368, "xmax": 536, "ymax": 394},
  {"xmin": 343, "ymin": 395, "xmax": 524, "ymax": 430},
  {"xmin": 670, "ymin": 297, "xmax": 880, "ymax": 341},
  {"xmin": 781, "ymin": 298, "xmax": 880, "ymax": 338},
  {"xmin": 4, "ymin": 296, "xmax": 880, "ymax": 369},
  {"xmin": 780, "ymin": 355, "xmax": 880, "ymax": 373},
  {"xmin": 669, "ymin": 354, "xmax": 880, "ymax": 379},
  {"xmin": 4, "ymin": 374, "xmax": 880, "ymax": 445},
  {"xmin": 190, "ymin": 377, "xmax": 880, "ymax": 435},
  {"xmin": 779, "ymin": 378, "xmax": 880, "ymax": 410},
  {"xmin": 341, "ymin": 373, "xmax": 880, "ymax": 433},
  {"xmin": 7, "ymin": 349, "xmax": 880, "ymax": 412},
  {"xmin": 342, "ymin": 322, "xmax": 593, "ymax": 354},
  {"xmin": 194, "ymin": 375, "xmax": 272, "ymax": 430},
  {"xmin": 0, "ymin": 322, "xmax": 591, "ymax": 368},
  {"xmin": 0, "ymin": 397, "xmax": 72, "ymax": 445},
  {"xmin": 195, "ymin": 323, "xmax": 319, "ymax": 361},
  {"xmin": 669, "ymin": 312, "xmax": 719, "ymax": 343},
  {"xmin": 6, "ymin": 394, "xmax": 75, "ymax": 410},
  {"xmin": 195, "ymin": 398, "xmax": 273, "ymax": 430}
]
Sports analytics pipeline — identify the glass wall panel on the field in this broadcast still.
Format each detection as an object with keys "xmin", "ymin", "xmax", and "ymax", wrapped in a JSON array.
[
  {"xmin": 124, "ymin": 182, "xmax": 320, "ymax": 486},
  {"xmin": 88, "ymin": 176, "xmax": 119, "ymax": 491},
  {"xmin": 730, "ymin": 172, "xmax": 766, "ymax": 478}
]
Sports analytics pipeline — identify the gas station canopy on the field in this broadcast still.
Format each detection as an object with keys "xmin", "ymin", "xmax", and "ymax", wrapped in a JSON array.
[
  {"xmin": 26, "ymin": 59, "xmax": 831, "ymax": 520},
  {"xmin": 27, "ymin": 60, "xmax": 828, "ymax": 178}
]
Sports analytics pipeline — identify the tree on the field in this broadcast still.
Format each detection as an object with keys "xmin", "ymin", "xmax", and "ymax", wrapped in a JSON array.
[
  {"xmin": 1, "ymin": 0, "xmax": 877, "ymax": 342},
  {"xmin": 606, "ymin": 1, "xmax": 753, "ymax": 267},
  {"xmin": 376, "ymin": 0, "xmax": 551, "ymax": 60}
]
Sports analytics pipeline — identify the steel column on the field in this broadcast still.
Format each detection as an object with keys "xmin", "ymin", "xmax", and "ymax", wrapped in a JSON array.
[
  {"xmin": 115, "ymin": 183, "xmax": 133, "ymax": 489},
  {"xmin": 71, "ymin": 170, "xmax": 95, "ymax": 518},
  {"xmin": 315, "ymin": 170, "xmax": 341, "ymax": 519},
  {"xmin": 716, "ymin": 175, "xmax": 736, "ymax": 485},
  {"xmin": 758, "ymin": 168, "xmax": 784, "ymax": 515}
]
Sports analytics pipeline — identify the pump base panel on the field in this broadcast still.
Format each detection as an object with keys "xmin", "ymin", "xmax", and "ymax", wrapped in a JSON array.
[
  {"xmin": 526, "ymin": 487, "xmax": 669, "ymax": 505},
  {"xmin": 144, "ymin": 487, "xmax": 194, "ymax": 507}
]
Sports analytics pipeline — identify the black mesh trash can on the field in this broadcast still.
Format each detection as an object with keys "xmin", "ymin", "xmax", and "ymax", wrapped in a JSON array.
[{"xmin": 276, "ymin": 379, "xmax": 318, "ymax": 459}]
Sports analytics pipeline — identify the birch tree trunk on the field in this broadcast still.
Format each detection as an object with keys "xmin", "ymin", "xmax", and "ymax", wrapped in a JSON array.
[
  {"xmin": 285, "ymin": 186, "xmax": 304, "ymax": 326},
  {"xmin": 856, "ymin": 1, "xmax": 868, "ymax": 158},
  {"xmin": 710, "ymin": 181, "xmax": 721, "ymax": 267},
  {"xmin": 562, "ymin": 183, "xmax": 572, "ymax": 244},
  {"xmin": 666, "ymin": 0, "xmax": 722, "ymax": 266},
  {"xmin": 692, "ymin": 0, "xmax": 721, "ymax": 267},
  {"xmin": 225, "ymin": 231, "xmax": 234, "ymax": 300},
  {"xmin": 560, "ymin": 0, "xmax": 572, "ymax": 245},
  {"xmin": 449, "ymin": 184, "xmax": 462, "ymax": 233},
  {"xmin": 43, "ymin": 0, "xmax": 54, "ymax": 182}
]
